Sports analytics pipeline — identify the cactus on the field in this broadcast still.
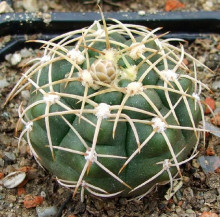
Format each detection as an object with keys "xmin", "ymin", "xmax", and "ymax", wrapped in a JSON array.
[{"xmin": 7, "ymin": 15, "xmax": 211, "ymax": 200}]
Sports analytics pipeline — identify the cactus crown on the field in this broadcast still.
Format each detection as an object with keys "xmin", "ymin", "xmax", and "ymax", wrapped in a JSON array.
[{"xmin": 7, "ymin": 14, "xmax": 211, "ymax": 201}]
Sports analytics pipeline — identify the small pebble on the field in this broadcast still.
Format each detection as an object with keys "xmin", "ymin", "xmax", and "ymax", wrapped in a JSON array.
[
  {"xmin": 183, "ymin": 187, "xmax": 194, "ymax": 201},
  {"xmin": 24, "ymin": 195, "xmax": 44, "ymax": 209},
  {"xmin": 201, "ymin": 206, "xmax": 211, "ymax": 212},
  {"xmin": 1, "ymin": 112, "xmax": 9, "ymax": 119},
  {"xmin": 19, "ymin": 157, "xmax": 31, "ymax": 167},
  {"xmin": 138, "ymin": 10, "xmax": 145, "ymax": 16},
  {"xmin": 21, "ymin": 90, "xmax": 30, "ymax": 100},
  {"xmin": 6, "ymin": 53, "xmax": 22, "ymax": 66},
  {"xmin": 0, "ymin": 1, "xmax": 14, "ymax": 13},
  {"xmin": 27, "ymin": 169, "xmax": 39, "ymax": 180},
  {"xmin": 40, "ymin": 191, "xmax": 46, "ymax": 198},
  {"xmin": 4, "ymin": 152, "xmax": 16, "ymax": 161},
  {"xmin": 11, "ymin": 53, "xmax": 22, "ymax": 65},
  {"xmin": 119, "ymin": 198, "xmax": 128, "ymax": 205},
  {"xmin": 186, "ymin": 209, "xmax": 195, "ymax": 214},
  {"xmin": 192, "ymin": 159, "xmax": 200, "ymax": 169},
  {"xmin": 0, "ymin": 159, "xmax": 4, "ymax": 167},
  {"xmin": 198, "ymin": 156, "xmax": 220, "ymax": 173},
  {"xmin": 217, "ymin": 187, "xmax": 220, "ymax": 195},
  {"xmin": 206, "ymin": 173, "xmax": 220, "ymax": 189},
  {"xmin": 182, "ymin": 176, "xmax": 190, "ymax": 183},
  {"xmin": 165, "ymin": 0, "xmax": 185, "ymax": 12},
  {"xmin": 20, "ymin": 48, "xmax": 33, "ymax": 58},
  {"xmin": 2, "ymin": 171, "xmax": 26, "ymax": 188},
  {"xmin": 203, "ymin": 191, "xmax": 217, "ymax": 203},
  {"xmin": 0, "ymin": 173, "xmax": 4, "ymax": 179},
  {"xmin": 94, "ymin": 200, "xmax": 104, "ymax": 210},
  {"xmin": 74, "ymin": 202, "xmax": 86, "ymax": 214},
  {"xmin": 7, "ymin": 195, "xmax": 17, "ymax": 202},
  {"xmin": 170, "ymin": 214, "xmax": 178, "ymax": 217},
  {"xmin": 130, "ymin": 3, "xmax": 138, "ymax": 10},
  {"xmin": 205, "ymin": 97, "xmax": 216, "ymax": 114},
  {"xmin": 200, "ymin": 211, "xmax": 218, "ymax": 217},
  {"xmin": 0, "ymin": 79, "xmax": 9, "ymax": 89},
  {"xmin": 212, "ymin": 80, "xmax": 220, "ymax": 90},
  {"xmin": 107, "ymin": 209, "xmax": 115, "ymax": 217},
  {"xmin": 175, "ymin": 190, "xmax": 182, "ymax": 201},
  {"xmin": 57, "ymin": 188, "xmax": 64, "ymax": 194},
  {"xmin": 198, "ymin": 172, "xmax": 206, "ymax": 182},
  {"xmin": 43, "ymin": 13, "xmax": 52, "ymax": 24},
  {"xmin": 36, "ymin": 206, "xmax": 58, "ymax": 217},
  {"xmin": 175, "ymin": 206, "xmax": 182, "ymax": 214},
  {"xmin": 202, "ymin": 1, "xmax": 213, "ymax": 10},
  {"xmin": 22, "ymin": 0, "xmax": 38, "ymax": 12}
]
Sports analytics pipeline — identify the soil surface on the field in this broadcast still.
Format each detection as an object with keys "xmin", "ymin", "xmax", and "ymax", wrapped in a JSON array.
[
  {"xmin": 0, "ymin": 1, "xmax": 220, "ymax": 217},
  {"xmin": 9, "ymin": 0, "xmax": 220, "ymax": 13}
]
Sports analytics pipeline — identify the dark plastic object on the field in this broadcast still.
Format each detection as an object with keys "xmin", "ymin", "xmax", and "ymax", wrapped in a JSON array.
[{"xmin": 0, "ymin": 11, "xmax": 219, "ymax": 61}]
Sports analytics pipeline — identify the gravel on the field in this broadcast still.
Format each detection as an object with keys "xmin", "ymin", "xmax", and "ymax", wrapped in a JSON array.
[{"xmin": 10, "ymin": 0, "xmax": 220, "ymax": 13}]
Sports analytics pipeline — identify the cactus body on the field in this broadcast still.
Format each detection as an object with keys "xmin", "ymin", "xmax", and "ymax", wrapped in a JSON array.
[{"xmin": 10, "ymin": 18, "xmax": 209, "ymax": 199}]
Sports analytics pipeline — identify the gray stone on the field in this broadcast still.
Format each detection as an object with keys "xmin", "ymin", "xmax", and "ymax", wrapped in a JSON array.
[
  {"xmin": 36, "ymin": 206, "xmax": 58, "ymax": 217},
  {"xmin": 0, "ymin": 79, "xmax": 9, "ymax": 89},
  {"xmin": 4, "ymin": 152, "xmax": 16, "ymax": 161},
  {"xmin": 212, "ymin": 80, "xmax": 220, "ymax": 90}
]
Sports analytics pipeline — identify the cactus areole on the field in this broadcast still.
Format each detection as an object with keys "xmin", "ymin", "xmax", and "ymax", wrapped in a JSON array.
[{"xmin": 8, "ymin": 17, "xmax": 210, "ymax": 200}]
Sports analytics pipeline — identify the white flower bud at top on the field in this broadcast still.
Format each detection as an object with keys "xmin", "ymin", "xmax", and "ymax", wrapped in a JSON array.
[{"xmin": 152, "ymin": 117, "xmax": 166, "ymax": 133}]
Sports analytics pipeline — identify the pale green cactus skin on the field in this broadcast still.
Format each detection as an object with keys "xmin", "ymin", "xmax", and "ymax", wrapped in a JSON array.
[{"xmin": 8, "ymin": 18, "xmax": 209, "ymax": 200}]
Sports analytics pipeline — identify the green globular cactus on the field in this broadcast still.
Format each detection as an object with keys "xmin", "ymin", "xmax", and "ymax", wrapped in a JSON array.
[{"xmin": 7, "ymin": 17, "xmax": 211, "ymax": 200}]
